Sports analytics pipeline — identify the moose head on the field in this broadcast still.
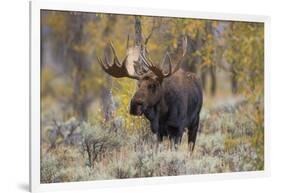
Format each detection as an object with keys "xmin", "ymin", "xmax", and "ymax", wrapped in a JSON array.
[{"xmin": 97, "ymin": 40, "xmax": 186, "ymax": 117}]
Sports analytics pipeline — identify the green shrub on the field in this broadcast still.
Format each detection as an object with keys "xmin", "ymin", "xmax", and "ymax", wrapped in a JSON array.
[
  {"xmin": 109, "ymin": 159, "xmax": 137, "ymax": 179},
  {"xmin": 41, "ymin": 154, "xmax": 60, "ymax": 183},
  {"xmin": 80, "ymin": 122, "xmax": 124, "ymax": 167},
  {"xmin": 53, "ymin": 166, "xmax": 95, "ymax": 183}
]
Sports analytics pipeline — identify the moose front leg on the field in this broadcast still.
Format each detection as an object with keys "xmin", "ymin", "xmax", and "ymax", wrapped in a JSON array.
[{"xmin": 144, "ymin": 106, "xmax": 160, "ymax": 134}]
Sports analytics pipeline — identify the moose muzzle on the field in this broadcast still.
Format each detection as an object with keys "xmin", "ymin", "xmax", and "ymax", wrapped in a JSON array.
[{"xmin": 130, "ymin": 97, "xmax": 145, "ymax": 116}]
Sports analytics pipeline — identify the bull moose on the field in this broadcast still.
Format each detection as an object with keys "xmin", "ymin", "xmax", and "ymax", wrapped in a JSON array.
[{"xmin": 97, "ymin": 41, "xmax": 203, "ymax": 152}]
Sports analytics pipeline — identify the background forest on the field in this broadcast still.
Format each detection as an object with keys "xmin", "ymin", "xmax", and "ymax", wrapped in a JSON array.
[{"xmin": 40, "ymin": 10, "xmax": 264, "ymax": 183}]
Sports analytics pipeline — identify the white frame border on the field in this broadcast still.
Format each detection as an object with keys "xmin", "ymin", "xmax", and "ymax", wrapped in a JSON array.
[{"xmin": 30, "ymin": 0, "xmax": 271, "ymax": 192}]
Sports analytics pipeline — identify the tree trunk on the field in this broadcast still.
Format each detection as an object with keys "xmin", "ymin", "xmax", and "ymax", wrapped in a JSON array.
[
  {"xmin": 210, "ymin": 65, "xmax": 217, "ymax": 96},
  {"xmin": 134, "ymin": 16, "xmax": 143, "ymax": 47},
  {"xmin": 231, "ymin": 65, "xmax": 238, "ymax": 94},
  {"xmin": 68, "ymin": 13, "xmax": 89, "ymax": 121},
  {"xmin": 100, "ymin": 15, "xmax": 117, "ymax": 122},
  {"xmin": 201, "ymin": 69, "xmax": 207, "ymax": 92}
]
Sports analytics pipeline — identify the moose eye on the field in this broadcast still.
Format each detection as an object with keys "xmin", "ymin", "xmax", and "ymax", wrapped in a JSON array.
[{"xmin": 148, "ymin": 84, "xmax": 156, "ymax": 92}]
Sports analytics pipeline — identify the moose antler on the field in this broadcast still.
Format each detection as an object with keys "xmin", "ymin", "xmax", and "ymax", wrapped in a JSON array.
[
  {"xmin": 140, "ymin": 52, "xmax": 172, "ymax": 79},
  {"xmin": 140, "ymin": 36, "xmax": 187, "ymax": 81},
  {"xmin": 97, "ymin": 42, "xmax": 140, "ymax": 80}
]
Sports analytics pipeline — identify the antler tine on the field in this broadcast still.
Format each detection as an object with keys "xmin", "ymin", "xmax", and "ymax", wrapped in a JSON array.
[
  {"xmin": 160, "ymin": 52, "xmax": 167, "ymax": 67},
  {"xmin": 109, "ymin": 41, "xmax": 122, "ymax": 67},
  {"xmin": 167, "ymin": 53, "xmax": 172, "ymax": 68},
  {"xmin": 97, "ymin": 56, "xmax": 107, "ymax": 73},
  {"xmin": 97, "ymin": 56, "xmax": 105, "ymax": 68},
  {"xmin": 161, "ymin": 52, "xmax": 172, "ymax": 77},
  {"xmin": 171, "ymin": 35, "xmax": 187, "ymax": 74},
  {"xmin": 182, "ymin": 36, "xmax": 187, "ymax": 57},
  {"xmin": 126, "ymin": 34, "xmax": 130, "ymax": 49}
]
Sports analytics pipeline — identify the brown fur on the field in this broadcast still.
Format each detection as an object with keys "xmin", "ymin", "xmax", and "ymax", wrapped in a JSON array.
[{"xmin": 130, "ymin": 69, "xmax": 203, "ymax": 150}]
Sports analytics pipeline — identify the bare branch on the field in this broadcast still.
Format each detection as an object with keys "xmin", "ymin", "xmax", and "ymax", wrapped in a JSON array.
[{"xmin": 144, "ymin": 18, "xmax": 162, "ymax": 46}]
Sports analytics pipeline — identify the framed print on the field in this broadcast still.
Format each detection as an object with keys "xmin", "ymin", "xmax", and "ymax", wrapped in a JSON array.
[{"xmin": 30, "ymin": 0, "xmax": 270, "ymax": 192}]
